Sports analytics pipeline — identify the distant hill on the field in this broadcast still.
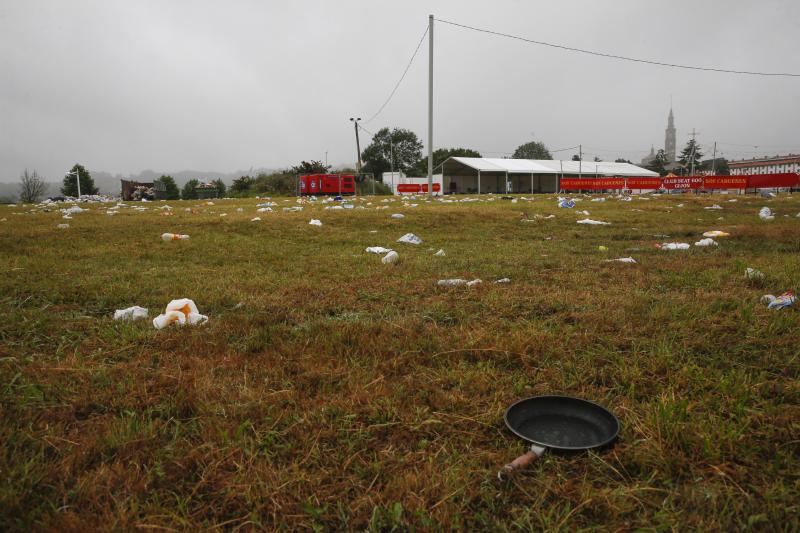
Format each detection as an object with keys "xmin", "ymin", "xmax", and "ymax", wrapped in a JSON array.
[{"xmin": 0, "ymin": 167, "xmax": 281, "ymax": 201}]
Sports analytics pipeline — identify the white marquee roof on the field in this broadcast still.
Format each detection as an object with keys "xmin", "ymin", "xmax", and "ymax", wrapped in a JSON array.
[{"xmin": 445, "ymin": 157, "xmax": 658, "ymax": 177}]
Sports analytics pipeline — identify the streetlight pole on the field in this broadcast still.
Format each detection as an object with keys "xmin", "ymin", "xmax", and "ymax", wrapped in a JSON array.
[
  {"xmin": 427, "ymin": 14, "xmax": 434, "ymax": 199},
  {"xmin": 66, "ymin": 169, "xmax": 81, "ymax": 198},
  {"xmin": 349, "ymin": 118, "xmax": 362, "ymax": 174}
]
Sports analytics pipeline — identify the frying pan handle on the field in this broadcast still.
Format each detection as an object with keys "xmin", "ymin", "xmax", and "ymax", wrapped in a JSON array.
[{"xmin": 498, "ymin": 445, "xmax": 546, "ymax": 480}]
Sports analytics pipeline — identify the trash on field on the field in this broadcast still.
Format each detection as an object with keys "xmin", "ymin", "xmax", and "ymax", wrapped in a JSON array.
[
  {"xmin": 657, "ymin": 242, "xmax": 690, "ymax": 250},
  {"xmin": 760, "ymin": 294, "xmax": 776, "ymax": 305},
  {"xmin": 764, "ymin": 291, "xmax": 795, "ymax": 310},
  {"xmin": 114, "ymin": 306, "xmax": 149, "ymax": 321},
  {"xmin": 604, "ymin": 257, "xmax": 637, "ymax": 263},
  {"xmin": 557, "ymin": 199, "xmax": 575, "ymax": 208},
  {"xmin": 366, "ymin": 246, "xmax": 393, "ymax": 254},
  {"xmin": 437, "ymin": 279, "xmax": 468, "ymax": 287},
  {"xmin": 251, "ymin": 217, "xmax": 261, "ymax": 222},
  {"xmin": 153, "ymin": 298, "xmax": 208, "ymax": 330},
  {"xmin": 759, "ymin": 207, "xmax": 774, "ymax": 221},
  {"xmin": 162, "ymin": 233, "xmax": 190, "ymax": 241},
  {"xmin": 704, "ymin": 204, "xmax": 723, "ymax": 210},
  {"xmin": 434, "ymin": 249, "xmax": 446, "ymax": 257},
  {"xmin": 309, "ymin": 219, "xmax": 322, "ymax": 226},
  {"xmin": 577, "ymin": 218, "xmax": 610, "ymax": 225},
  {"xmin": 57, "ymin": 223, "xmax": 70, "ymax": 229},
  {"xmin": 381, "ymin": 251, "xmax": 399, "ymax": 264},
  {"xmin": 466, "ymin": 279, "xmax": 483, "ymax": 287},
  {"xmin": 495, "ymin": 278, "xmax": 511, "ymax": 283},
  {"xmin": 590, "ymin": 197, "xmax": 606, "ymax": 202},
  {"xmin": 257, "ymin": 207, "xmax": 272, "ymax": 212},
  {"xmin": 694, "ymin": 238, "xmax": 718, "ymax": 247},
  {"xmin": 397, "ymin": 233, "xmax": 422, "ymax": 245},
  {"xmin": 619, "ymin": 196, "xmax": 632, "ymax": 202},
  {"xmin": 761, "ymin": 191, "xmax": 776, "ymax": 199},
  {"xmin": 598, "ymin": 245, "xmax": 608, "ymax": 252},
  {"xmin": 390, "ymin": 213, "xmax": 405, "ymax": 219},
  {"xmin": 578, "ymin": 210, "xmax": 590, "ymax": 215},
  {"xmin": 745, "ymin": 268, "xmax": 765, "ymax": 281},
  {"xmin": 702, "ymin": 230, "xmax": 730, "ymax": 238}
]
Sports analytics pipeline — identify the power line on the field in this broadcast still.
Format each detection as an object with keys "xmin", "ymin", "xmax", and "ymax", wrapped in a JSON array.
[
  {"xmin": 436, "ymin": 18, "xmax": 800, "ymax": 78},
  {"xmin": 364, "ymin": 26, "xmax": 429, "ymax": 124}
]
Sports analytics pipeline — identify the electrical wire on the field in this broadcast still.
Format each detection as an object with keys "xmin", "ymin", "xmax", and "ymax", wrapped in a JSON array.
[
  {"xmin": 364, "ymin": 26, "xmax": 429, "ymax": 124},
  {"xmin": 436, "ymin": 18, "xmax": 800, "ymax": 78}
]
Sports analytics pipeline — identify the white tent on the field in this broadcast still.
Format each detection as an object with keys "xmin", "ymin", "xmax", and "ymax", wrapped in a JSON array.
[{"xmin": 441, "ymin": 157, "xmax": 658, "ymax": 194}]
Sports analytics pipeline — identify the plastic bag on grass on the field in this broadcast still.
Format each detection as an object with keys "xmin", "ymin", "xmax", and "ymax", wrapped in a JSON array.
[
  {"xmin": 153, "ymin": 299, "xmax": 208, "ymax": 330},
  {"xmin": 114, "ymin": 306, "xmax": 149, "ymax": 321}
]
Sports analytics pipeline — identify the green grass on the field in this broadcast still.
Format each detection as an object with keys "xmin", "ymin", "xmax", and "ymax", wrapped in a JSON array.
[{"xmin": 1, "ymin": 193, "xmax": 798, "ymax": 531}]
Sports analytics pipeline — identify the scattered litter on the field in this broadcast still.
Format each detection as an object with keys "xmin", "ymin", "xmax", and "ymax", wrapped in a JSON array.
[
  {"xmin": 437, "ymin": 279, "xmax": 468, "ymax": 287},
  {"xmin": 466, "ymin": 279, "xmax": 483, "ymax": 287},
  {"xmin": 676, "ymin": 203, "xmax": 684, "ymax": 207},
  {"xmin": 578, "ymin": 210, "xmax": 590, "ymax": 215},
  {"xmin": 390, "ymin": 213, "xmax": 405, "ymax": 219},
  {"xmin": 114, "ymin": 306, "xmax": 149, "ymax": 321},
  {"xmin": 598, "ymin": 245, "xmax": 608, "ymax": 252},
  {"xmin": 694, "ymin": 238, "xmax": 718, "ymax": 247},
  {"xmin": 236, "ymin": 208, "xmax": 243, "ymax": 212},
  {"xmin": 153, "ymin": 298, "xmax": 208, "ymax": 330},
  {"xmin": 381, "ymin": 251, "xmax": 399, "ymax": 264},
  {"xmin": 590, "ymin": 198, "xmax": 606, "ymax": 202},
  {"xmin": 309, "ymin": 219, "xmax": 322, "ymax": 226},
  {"xmin": 657, "ymin": 242, "xmax": 690, "ymax": 250},
  {"xmin": 557, "ymin": 199, "xmax": 575, "ymax": 208},
  {"xmin": 764, "ymin": 291, "xmax": 795, "ymax": 310},
  {"xmin": 434, "ymin": 249, "xmax": 446, "ymax": 257},
  {"xmin": 619, "ymin": 196, "xmax": 632, "ymax": 202},
  {"xmin": 257, "ymin": 207, "xmax": 272, "ymax": 212},
  {"xmin": 702, "ymin": 230, "xmax": 730, "ymax": 238},
  {"xmin": 704, "ymin": 204, "xmax": 723, "ymax": 210},
  {"xmin": 162, "ymin": 233, "xmax": 189, "ymax": 241},
  {"xmin": 605, "ymin": 257, "xmax": 637, "ymax": 263},
  {"xmin": 495, "ymin": 278, "xmax": 511, "ymax": 283},
  {"xmin": 251, "ymin": 217, "xmax": 261, "ymax": 222},
  {"xmin": 759, "ymin": 207, "xmax": 774, "ymax": 221},
  {"xmin": 366, "ymin": 247, "xmax": 393, "ymax": 254},
  {"xmin": 57, "ymin": 223, "xmax": 70, "ymax": 229},
  {"xmin": 397, "ymin": 233, "xmax": 422, "ymax": 245},
  {"xmin": 760, "ymin": 294, "xmax": 776, "ymax": 305},
  {"xmin": 577, "ymin": 218, "xmax": 610, "ymax": 225},
  {"xmin": 761, "ymin": 191, "xmax": 776, "ymax": 199},
  {"xmin": 745, "ymin": 268, "xmax": 765, "ymax": 281}
]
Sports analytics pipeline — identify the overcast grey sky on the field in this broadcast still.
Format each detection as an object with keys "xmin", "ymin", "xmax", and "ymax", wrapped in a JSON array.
[{"xmin": 1, "ymin": 0, "xmax": 799, "ymax": 181}]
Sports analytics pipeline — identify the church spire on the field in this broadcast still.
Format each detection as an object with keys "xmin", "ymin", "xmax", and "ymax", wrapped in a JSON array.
[{"xmin": 665, "ymin": 104, "xmax": 676, "ymax": 163}]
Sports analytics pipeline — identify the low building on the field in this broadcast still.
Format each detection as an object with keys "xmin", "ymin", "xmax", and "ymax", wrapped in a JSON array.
[
  {"xmin": 441, "ymin": 157, "xmax": 657, "ymax": 194},
  {"xmin": 729, "ymin": 154, "xmax": 800, "ymax": 175}
]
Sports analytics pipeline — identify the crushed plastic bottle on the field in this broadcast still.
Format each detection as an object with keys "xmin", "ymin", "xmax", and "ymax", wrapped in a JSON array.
[
  {"xmin": 434, "ymin": 249, "xmax": 446, "ymax": 257},
  {"xmin": 437, "ymin": 279, "xmax": 468, "ymax": 287},
  {"xmin": 381, "ymin": 251, "xmax": 399, "ymax": 264},
  {"xmin": 397, "ymin": 233, "xmax": 422, "ymax": 245},
  {"xmin": 765, "ymin": 291, "xmax": 795, "ymax": 310},
  {"xmin": 114, "ymin": 306, "xmax": 149, "ymax": 321},
  {"xmin": 759, "ymin": 207, "xmax": 774, "ymax": 221},
  {"xmin": 162, "ymin": 233, "xmax": 190, "ymax": 241},
  {"xmin": 694, "ymin": 238, "xmax": 718, "ymax": 247}
]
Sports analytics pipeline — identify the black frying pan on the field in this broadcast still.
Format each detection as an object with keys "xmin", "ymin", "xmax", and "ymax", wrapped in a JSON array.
[{"xmin": 499, "ymin": 395, "xmax": 619, "ymax": 479}]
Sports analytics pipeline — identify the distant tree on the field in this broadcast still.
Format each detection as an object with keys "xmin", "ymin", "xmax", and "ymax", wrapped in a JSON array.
[
  {"xmin": 702, "ymin": 158, "xmax": 730, "ymax": 175},
  {"xmin": 646, "ymin": 149, "xmax": 669, "ymax": 176},
  {"xmin": 181, "ymin": 179, "xmax": 199, "ymax": 200},
  {"xmin": 61, "ymin": 163, "xmax": 98, "ymax": 197},
  {"xmin": 614, "ymin": 158, "xmax": 632, "ymax": 164},
  {"xmin": 362, "ymin": 128, "xmax": 423, "ymax": 180},
  {"xmin": 155, "ymin": 175, "xmax": 180, "ymax": 200},
  {"xmin": 291, "ymin": 160, "xmax": 331, "ymax": 175},
  {"xmin": 678, "ymin": 139, "xmax": 704, "ymax": 174},
  {"xmin": 593, "ymin": 156, "xmax": 602, "ymax": 162},
  {"xmin": 212, "ymin": 178, "xmax": 226, "ymax": 197},
  {"xmin": 231, "ymin": 175, "xmax": 255, "ymax": 193},
  {"xmin": 253, "ymin": 171, "xmax": 296, "ymax": 195},
  {"xmin": 572, "ymin": 154, "xmax": 581, "ymax": 161},
  {"xmin": 19, "ymin": 169, "xmax": 47, "ymax": 203},
  {"xmin": 411, "ymin": 147, "xmax": 481, "ymax": 175},
  {"xmin": 512, "ymin": 141, "xmax": 552, "ymax": 160}
]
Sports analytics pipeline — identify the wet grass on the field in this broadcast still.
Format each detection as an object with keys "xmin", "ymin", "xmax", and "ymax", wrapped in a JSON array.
[{"xmin": 1, "ymin": 193, "xmax": 799, "ymax": 531}]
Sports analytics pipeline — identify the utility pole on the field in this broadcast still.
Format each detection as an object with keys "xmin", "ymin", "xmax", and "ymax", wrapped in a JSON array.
[
  {"xmin": 711, "ymin": 142, "xmax": 717, "ymax": 175},
  {"xmin": 578, "ymin": 144, "xmax": 582, "ymax": 179},
  {"xmin": 325, "ymin": 151, "xmax": 328, "ymax": 168},
  {"xmin": 350, "ymin": 117, "xmax": 362, "ymax": 173},
  {"xmin": 389, "ymin": 137, "xmax": 394, "ymax": 195},
  {"xmin": 689, "ymin": 128, "xmax": 700, "ymax": 175},
  {"xmin": 66, "ymin": 169, "xmax": 81, "ymax": 198},
  {"xmin": 427, "ymin": 14, "xmax": 434, "ymax": 199}
]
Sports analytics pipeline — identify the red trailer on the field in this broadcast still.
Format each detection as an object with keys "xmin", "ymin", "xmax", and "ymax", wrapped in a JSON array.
[{"xmin": 299, "ymin": 174, "xmax": 356, "ymax": 196}]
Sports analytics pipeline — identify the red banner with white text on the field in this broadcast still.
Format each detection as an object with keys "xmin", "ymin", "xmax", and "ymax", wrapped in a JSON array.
[{"xmin": 560, "ymin": 178, "xmax": 625, "ymax": 190}]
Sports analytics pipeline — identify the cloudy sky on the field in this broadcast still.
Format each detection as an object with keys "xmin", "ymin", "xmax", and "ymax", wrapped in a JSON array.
[{"xmin": 1, "ymin": 0, "xmax": 799, "ymax": 181}]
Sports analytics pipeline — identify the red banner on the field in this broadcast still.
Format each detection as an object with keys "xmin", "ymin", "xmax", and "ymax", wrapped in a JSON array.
[
  {"xmin": 745, "ymin": 173, "xmax": 799, "ymax": 189},
  {"xmin": 662, "ymin": 176, "xmax": 703, "ymax": 189},
  {"xmin": 626, "ymin": 177, "xmax": 663, "ymax": 189},
  {"xmin": 704, "ymin": 176, "xmax": 748, "ymax": 189},
  {"xmin": 560, "ymin": 178, "xmax": 625, "ymax": 190},
  {"xmin": 397, "ymin": 183, "xmax": 441, "ymax": 193}
]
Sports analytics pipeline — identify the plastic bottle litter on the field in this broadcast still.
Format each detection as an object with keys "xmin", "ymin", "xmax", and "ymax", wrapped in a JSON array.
[
  {"xmin": 397, "ymin": 233, "xmax": 422, "ymax": 245},
  {"xmin": 57, "ymin": 223, "xmax": 70, "ymax": 229},
  {"xmin": 309, "ymin": 219, "xmax": 322, "ymax": 226},
  {"xmin": 495, "ymin": 278, "xmax": 511, "ymax": 283},
  {"xmin": 694, "ymin": 238, "xmax": 718, "ymax": 247},
  {"xmin": 381, "ymin": 251, "xmax": 399, "ymax": 264},
  {"xmin": 162, "ymin": 233, "xmax": 190, "ymax": 241},
  {"xmin": 366, "ymin": 246, "xmax": 393, "ymax": 254},
  {"xmin": 437, "ymin": 279, "xmax": 468, "ymax": 287},
  {"xmin": 466, "ymin": 279, "xmax": 483, "ymax": 287},
  {"xmin": 153, "ymin": 298, "xmax": 208, "ymax": 330},
  {"xmin": 114, "ymin": 306, "xmax": 149, "ymax": 321},
  {"xmin": 702, "ymin": 230, "xmax": 730, "ymax": 238},
  {"xmin": 577, "ymin": 218, "xmax": 610, "ymax": 225},
  {"xmin": 704, "ymin": 204, "xmax": 723, "ymax": 210},
  {"xmin": 604, "ymin": 257, "xmax": 637, "ymax": 263},
  {"xmin": 257, "ymin": 207, "xmax": 272, "ymax": 212},
  {"xmin": 745, "ymin": 268, "xmax": 765, "ymax": 281},
  {"xmin": 765, "ymin": 291, "xmax": 796, "ymax": 310},
  {"xmin": 590, "ymin": 197, "xmax": 606, "ymax": 202},
  {"xmin": 658, "ymin": 242, "xmax": 690, "ymax": 250},
  {"xmin": 434, "ymin": 249, "xmax": 446, "ymax": 257},
  {"xmin": 557, "ymin": 199, "xmax": 575, "ymax": 208},
  {"xmin": 251, "ymin": 217, "xmax": 261, "ymax": 222},
  {"xmin": 759, "ymin": 207, "xmax": 774, "ymax": 221},
  {"xmin": 390, "ymin": 213, "xmax": 405, "ymax": 219}
]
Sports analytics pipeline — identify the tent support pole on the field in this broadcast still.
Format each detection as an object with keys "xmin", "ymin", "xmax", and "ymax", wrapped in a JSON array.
[
  {"xmin": 478, "ymin": 170, "xmax": 481, "ymax": 194},
  {"xmin": 505, "ymin": 171, "xmax": 509, "ymax": 194}
]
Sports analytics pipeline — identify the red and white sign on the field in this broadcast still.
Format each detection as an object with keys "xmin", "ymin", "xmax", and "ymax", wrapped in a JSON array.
[
  {"xmin": 662, "ymin": 176, "xmax": 703, "ymax": 189},
  {"xmin": 560, "ymin": 178, "xmax": 625, "ymax": 190},
  {"xmin": 703, "ymin": 176, "xmax": 748, "ymax": 189},
  {"xmin": 397, "ymin": 183, "xmax": 441, "ymax": 193},
  {"xmin": 626, "ymin": 177, "xmax": 663, "ymax": 189}
]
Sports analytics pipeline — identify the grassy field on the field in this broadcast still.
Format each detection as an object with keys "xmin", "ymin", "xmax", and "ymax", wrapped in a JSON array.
[{"xmin": 1, "ymin": 192, "xmax": 799, "ymax": 531}]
